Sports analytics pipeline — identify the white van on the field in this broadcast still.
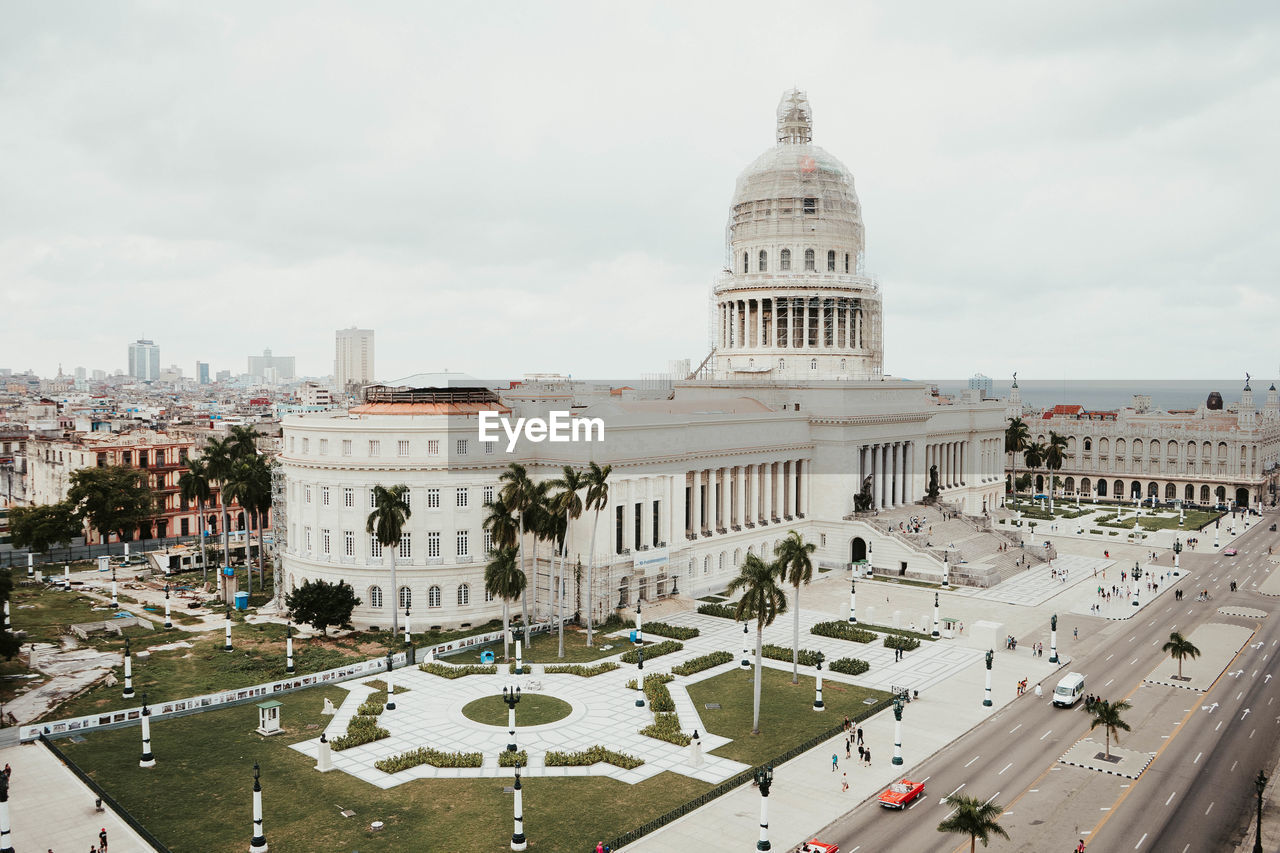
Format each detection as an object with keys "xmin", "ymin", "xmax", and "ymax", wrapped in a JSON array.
[{"xmin": 1052, "ymin": 672, "xmax": 1085, "ymax": 707}]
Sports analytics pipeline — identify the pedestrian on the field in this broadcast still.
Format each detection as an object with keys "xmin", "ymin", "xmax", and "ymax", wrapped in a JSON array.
[
  {"xmin": 597, "ymin": 842, "xmax": 605, "ymax": 853},
  {"xmin": 1035, "ymin": 682, "xmax": 1042, "ymax": 698},
  {"xmin": 843, "ymin": 714, "xmax": 851, "ymax": 731},
  {"xmin": 832, "ymin": 753, "xmax": 838, "ymax": 772},
  {"xmin": 1074, "ymin": 627, "xmax": 1078, "ymax": 639},
  {"xmin": 864, "ymin": 747, "xmax": 872, "ymax": 765},
  {"xmin": 856, "ymin": 726, "xmax": 864, "ymax": 745},
  {"xmin": 2, "ymin": 764, "xmax": 9, "ymax": 779},
  {"xmin": 845, "ymin": 738, "xmax": 852, "ymax": 759},
  {"xmin": 100, "ymin": 828, "xmax": 108, "ymax": 852},
  {"xmin": 841, "ymin": 772, "xmax": 849, "ymax": 792},
  {"xmin": 858, "ymin": 744, "xmax": 865, "ymax": 762}
]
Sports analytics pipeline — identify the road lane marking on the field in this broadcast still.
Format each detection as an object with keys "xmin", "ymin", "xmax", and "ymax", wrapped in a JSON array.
[
  {"xmin": 1232, "ymin": 761, "xmax": 1238, "ymax": 771},
  {"xmin": 1193, "ymin": 752, "xmax": 1202, "ymax": 764},
  {"xmin": 964, "ymin": 756, "xmax": 979, "ymax": 768},
  {"xmin": 1009, "ymin": 724, "xmax": 1022, "ymax": 734},
  {"xmin": 1206, "ymin": 801, "xmax": 1215, "ymax": 815},
  {"xmin": 1040, "ymin": 729, "xmax": 1052, "ymax": 740},
  {"xmin": 1106, "ymin": 654, "xmax": 1115, "ymax": 661},
  {"xmin": 1165, "ymin": 791, "xmax": 1176, "ymax": 805},
  {"xmin": 1136, "ymin": 831, "xmax": 1148, "ymax": 849},
  {"xmin": 945, "ymin": 783, "xmax": 965, "ymax": 799},
  {"xmin": 999, "ymin": 762, "xmax": 1012, "ymax": 775},
  {"xmin": 1251, "ymin": 729, "xmax": 1256, "ymax": 739},
  {"xmin": 983, "ymin": 791, "xmax": 1000, "ymax": 806},
  {"xmin": 1217, "ymin": 720, "xmax": 1224, "ymax": 731},
  {"xmin": 1130, "ymin": 658, "xmax": 1139, "ymax": 665}
]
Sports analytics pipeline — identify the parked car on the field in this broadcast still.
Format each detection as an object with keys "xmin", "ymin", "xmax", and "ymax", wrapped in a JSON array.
[
  {"xmin": 1224, "ymin": 547, "xmax": 1238, "ymax": 556},
  {"xmin": 879, "ymin": 778, "xmax": 926, "ymax": 808},
  {"xmin": 796, "ymin": 842, "xmax": 840, "ymax": 853}
]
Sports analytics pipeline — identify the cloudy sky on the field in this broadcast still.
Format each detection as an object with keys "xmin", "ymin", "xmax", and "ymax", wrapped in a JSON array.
[{"xmin": 2, "ymin": 1, "xmax": 1278, "ymax": 382}]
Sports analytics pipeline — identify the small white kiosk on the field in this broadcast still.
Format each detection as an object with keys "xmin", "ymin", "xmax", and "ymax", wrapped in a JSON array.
[{"xmin": 255, "ymin": 700, "xmax": 283, "ymax": 736}]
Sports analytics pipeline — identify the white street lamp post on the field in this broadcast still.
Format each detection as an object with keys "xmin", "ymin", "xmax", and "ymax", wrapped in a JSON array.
[
  {"xmin": 1049, "ymin": 614, "xmax": 1058, "ymax": 664},
  {"xmin": 384, "ymin": 652, "xmax": 396, "ymax": 710},
  {"xmin": 250, "ymin": 762, "xmax": 268, "ymax": 853},
  {"xmin": 123, "ymin": 638, "xmax": 134, "ymax": 699},
  {"xmin": 224, "ymin": 607, "xmax": 233, "ymax": 652},
  {"xmin": 813, "ymin": 653, "xmax": 825, "ymax": 711},
  {"xmin": 931, "ymin": 592, "xmax": 940, "ymax": 639},
  {"xmin": 754, "ymin": 765, "xmax": 774, "ymax": 852},
  {"xmin": 510, "ymin": 762, "xmax": 528, "ymax": 851},
  {"xmin": 848, "ymin": 579, "xmax": 857, "ymax": 624},
  {"xmin": 741, "ymin": 623, "xmax": 751, "ymax": 669},
  {"xmin": 504, "ymin": 686, "xmax": 521, "ymax": 752},
  {"xmin": 285, "ymin": 626, "xmax": 295, "ymax": 674},
  {"xmin": 892, "ymin": 696, "xmax": 905, "ymax": 765},
  {"xmin": 139, "ymin": 692, "xmax": 156, "ymax": 768},
  {"xmin": 983, "ymin": 649, "xmax": 993, "ymax": 707},
  {"xmin": 163, "ymin": 585, "xmax": 172, "ymax": 629}
]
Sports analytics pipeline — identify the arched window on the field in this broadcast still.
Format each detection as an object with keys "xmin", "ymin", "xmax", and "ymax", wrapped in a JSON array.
[
  {"xmin": 758, "ymin": 250, "xmax": 767, "ymax": 271},
  {"xmin": 779, "ymin": 359, "xmax": 786, "ymax": 369},
  {"xmin": 780, "ymin": 249, "xmax": 791, "ymax": 271},
  {"xmin": 702, "ymin": 556, "xmax": 710, "ymax": 574},
  {"xmin": 742, "ymin": 252, "xmax": 749, "ymax": 273},
  {"xmin": 428, "ymin": 585, "xmax": 441, "ymax": 608},
  {"xmin": 1200, "ymin": 484, "xmax": 1211, "ymax": 502},
  {"xmin": 1083, "ymin": 438, "xmax": 1091, "ymax": 451},
  {"xmin": 398, "ymin": 586, "xmax": 411, "ymax": 609},
  {"xmin": 804, "ymin": 248, "xmax": 816, "ymax": 271},
  {"xmin": 369, "ymin": 586, "xmax": 383, "ymax": 608},
  {"xmin": 810, "ymin": 359, "xmax": 818, "ymax": 370},
  {"xmin": 827, "ymin": 250, "xmax": 836, "ymax": 271},
  {"xmin": 733, "ymin": 548, "xmax": 742, "ymax": 566},
  {"xmin": 718, "ymin": 552, "xmax": 725, "ymax": 571},
  {"xmin": 457, "ymin": 583, "xmax": 470, "ymax": 606}
]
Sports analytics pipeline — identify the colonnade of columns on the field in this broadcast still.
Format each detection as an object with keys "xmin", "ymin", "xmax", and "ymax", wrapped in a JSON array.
[
  {"xmin": 718, "ymin": 297, "xmax": 867, "ymax": 351},
  {"xmin": 925, "ymin": 440, "xmax": 968, "ymax": 492},
  {"xmin": 611, "ymin": 477, "xmax": 670, "ymax": 555},
  {"xmin": 686, "ymin": 460, "xmax": 807, "ymax": 538},
  {"xmin": 858, "ymin": 441, "xmax": 914, "ymax": 511}
]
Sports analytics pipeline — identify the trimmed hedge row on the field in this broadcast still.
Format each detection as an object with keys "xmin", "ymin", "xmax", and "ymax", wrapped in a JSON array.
[
  {"xmin": 636, "ymin": 621, "xmax": 701, "ymax": 640},
  {"xmin": 828, "ymin": 657, "xmax": 870, "ymax": 676},
  {"xmin": 856, "ymin": 623, "xmax": 935, "ymax": 642},
  {"xmin": 672, "ymin": 651, "xmax": 734, "ymax": 676},
  {"xmin": 498, "ymin": 749, "xmax": 529, "ymax": 768},
  {"xmin": 761, "ymin": 644, "xmax": 823, "ymax": 667},
  {"xmin": 545, "ymin": 746, "xmax": 644, "ymax": 770},
  {"xmin": 374, "ymin": 747, "xmax": 483, "ymax": 773},
  {"xmin": 696, "ymin": 602, "xmax": 738, "ymax": 620},
  {"xmin": 420, "ymin": 663, "xmax": 497, "ymax": 678},
  {"xmin": 810, "ymin": 621, "xmax": 876, "ymax": 643},
  {"xmin": 643, "ymin": 673, "xmax": 676, "ymax": 712},
  {"xmin": 883, "ymin": 635, "xmax": 921, "ymax": 652},
  {"xmin": 543, "ymin": 662, "xmax": 621, "ymax": 677},
  {"xmin": 641, "ymin": 712, "xmax": 690, "ymax": 746},
  {"xmin": 330, "ymin": 715, "xmax": 389, "ymax": 751},
  {"xmin": 621, "ymin": 640, "xmax": 683, "ymax": 664}
]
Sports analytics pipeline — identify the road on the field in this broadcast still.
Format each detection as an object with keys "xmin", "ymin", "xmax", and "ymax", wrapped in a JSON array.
[{"xmin": 813, "ymin": 514, "xmax": 1280, "ymax": 852}]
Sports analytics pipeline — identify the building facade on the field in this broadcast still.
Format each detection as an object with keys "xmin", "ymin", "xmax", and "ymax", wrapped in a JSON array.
[
  {"xmin": 247, "ymin": 349, "xmax": 297, "ymax": 383},
  {"xmin": 127, "ymin": 340, "xmax": 160, "ymax": 382},
  {"xmin": 335, "ymin": 328, "xmax": 375, "ymax": 393}
]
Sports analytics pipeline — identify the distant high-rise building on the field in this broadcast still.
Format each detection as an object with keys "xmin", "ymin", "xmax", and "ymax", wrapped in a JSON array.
[
  {"xmin": 247, "ymin": 348, "xmax": 296, "ymax": 382},
  {"xmin": 968, "ymin": 373, "xmax": 993, "ymax": 396},
  {"xmin": 335, "ymin": 327, "xmax": 375, "ymax": 393},
  {"xmin": 74, "ymin": 366, "xmax": 86, "ymax": 381},
  {"xmin": 215, "ymin": 369, "xmax": 232, "ymax": 383},
  {"xmin": 91, "ymin": 369, "xmax": 106, "ymax": 381},
  {"xmin": 195, "ymin": 361, "xmax": 210, "ymax": 385},
  {"xmin": 127, "ymin": 339, "xmax": 160, "ymax": 381}
]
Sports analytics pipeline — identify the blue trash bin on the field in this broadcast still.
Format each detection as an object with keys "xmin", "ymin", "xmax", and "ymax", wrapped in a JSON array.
[
  {"xmin": 629, "ymin": 630, "xmax": 637, "ymax": 643},
  {"xmin": 234, "ymin": 592, "xmax": 249, "ymax": 611},
  {"xmin": 480, "ymin": 650, "xmax": 495, "ymax": 664}
]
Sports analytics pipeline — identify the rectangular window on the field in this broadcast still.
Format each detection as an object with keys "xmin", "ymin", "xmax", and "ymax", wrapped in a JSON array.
[
  {"xmin": 399, "ymin": 533, "xmax": 411, "ymax": 559},
  {"xmin": 484, "ymin": 441, "xmax": 495, "ymax": 455},
  {"xmin": 401, "ymin": 490, "xmax": 412, "ymax": 511},
  {"xmin": 398, "ymin": 440, "xmax": 410, "ymax": 457},
  {"xmin": 321, "ymin": 528, "xmax": 331, "ymax": 555},
  {"xmin": 456, "ymin": 487, "xmax": 468, "ymax": 508},
  {"xmin": 369, "ymin": 440, "xmax": 381, "ymax": 457},
  {"xmin": 154, "ymin": 449, "xmax": 165, "ymax": 465},
  {"xmin": 427, "ymin": 488, "xmax": 440, "ymax": 509},
  {"xmin": 302, "ymin": 438, "xmax": 309, "ymax": 453},
  {"xmin": 456, "ymin": 439, "xmax": 468, "ymax": 455},
  {"xmin": 319, "ymin": 439, "xmax": 328, "ymax": 456},
  {"xmin": 427, "ymin": 531, "xmax": 441, "ymax": 558},
  {"xmin": 370, "ymin": 489, "xmax": 377, "ymax": 509},
  {"xmin": 483, "ymin": 485, "xmax": 495, "ymax": 504},
  {"xmin": 342, "ymin": 440, "xmax": 352, "ymax": 457},
  {"xmin": 344, "ymin": 530, "xmax": 354, "ymax": 557},
  {"xmin": 305, "ymin": 526, "xmax": 312, "ymax": 552},
  {"xmin": 321, "ymin": 486, "xmax": 330, "ymax": 506},
  {"xmin": 456, "ymin": 530, "xmax": 469, "ymax": 557},
  {"xmin": 652, "ymin": 500, "xmax": 660, "ymax": 546},
  {"xmin": 484, "ymin": 530, "xmax": 493, "ymax": 554},
  {"xmin": 370, "ymin": 536, "xmax": 383, "ymax": 558},
  {"xmin": 615, "ymin": 505, "xmax": 624, "ymax": 554},
  {"xmin": 428, "ymin": 439, "xmax": 440, "ymax": 456},
  {"xmin": 122, "ymin": 450, "xmax": 132, "ymax": 465},
  {"xmin": 803, "ymin": 197, "xmax": 817, "ymax": 214},
  {"xmin": 343, "ymin": 487, "xmax": 354, "ymax": 508},
  {"xmin": 305, "ymin": 486, "xmax": 312, "ymax": 504}
]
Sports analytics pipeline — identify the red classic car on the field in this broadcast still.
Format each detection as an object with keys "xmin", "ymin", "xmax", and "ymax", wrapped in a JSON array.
[
  {"xmin": 796, "ymin": 841, "xmax": 839, "ymax": 853},
  {"xmin": 878, "ymin": 778, "xmax": 926, "ymax": 809}
]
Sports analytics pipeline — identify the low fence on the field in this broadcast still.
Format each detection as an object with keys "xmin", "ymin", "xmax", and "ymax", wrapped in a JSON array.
[
  {"xmin": 607, "ymin": 695, "xmax": 894, "ymax": 851},
  {"xmin": 22, "ymin": 618, "xmax": 564, "ymax": 743}
]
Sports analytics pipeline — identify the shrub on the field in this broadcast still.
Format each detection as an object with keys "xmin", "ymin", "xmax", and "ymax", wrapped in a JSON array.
[
  {"xmin": 497, "ymin": 749, "xmax": 529, "ymax": 768},
  {"xmin": 542, "ymin": 662, "xmax": 620, "ymax": 677},
  {"xmin": 810, "ymin": 621, "xmax": 876, "ymax": 643},
  {"xmin": 696, "ymin": 602, "xmax": 738, "ymax": 620},
  {"xmin": 828, "ymin": 657, "xmax": 870, "ymax": 676},
  {"xmin": 761, "ymin": 643, "xmax": 823, "ymax": 667},
  {"xmin": 1089, "ymin": 529, "xmax": 1103, "ymax": 535},
  {"xmin": 884, "ymin": 635, "xmax": 920, "ymax": 652},
  {"xmin": 635, "ymin": 621, "xmax": 700, "ymax": 640},
  {"xmin": 330, "ymin": 715, "xmax": 390, "ymax": 751},
  {"xmin": 671, "ymin": 651, "xmax": 734, "ymax": 676},
  {"xmin": 419, "ymin": 663, "xmax": 497, "ymax": 678},
  {"xmin": 640, "ymin": 712, "xmax": 690, "ymax": 746},
  {"xmin": 643, "ymin": 673, "xmax": 676, "ymax": 712},
  {"xmin": 357, "ymin": 699, "xmax": 385, "ymax": 716},
  {"xmin": 857, "ymin": 624, "xmax": 934, "ymax": 642},
  {"xmin": 545, "ymin": 746, "xmax": 644, "ymax": 770},
  {"xmin": 621, "ymin": 640, "xmax": 683, "ymax": 664},
  {"xmin": 375, "ymin": 747, "xmax": 483, "ymax": 773}
]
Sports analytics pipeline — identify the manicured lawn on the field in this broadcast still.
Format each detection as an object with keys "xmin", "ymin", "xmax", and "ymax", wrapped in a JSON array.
[
  {"xmin": 449, "ymin": 625, "xmax": 623, "ymax": 665},
  {"xmin": 59, "ymin": 686, "xmax": 710, "ymax": 852},
  {"xmin": 462, "ymin": 694, "xmax": 572, "ymax": 727},
  {"xmin": 687, "ymin": 666, "xmax": 890, "ymax": 766}
]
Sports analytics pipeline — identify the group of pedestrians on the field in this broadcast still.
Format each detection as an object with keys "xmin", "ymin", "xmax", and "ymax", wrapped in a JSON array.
[{"xmin": 833, "ymin": 717, "xmax": 870, "ymax": 790}]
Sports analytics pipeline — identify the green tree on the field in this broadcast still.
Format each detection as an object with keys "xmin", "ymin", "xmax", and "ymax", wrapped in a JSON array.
[
  {"xmin": 1162, "ymin": 631, "xmax": 1201, "ymax": 679},
  {"xmin": 1045, "ymin": 431, "xmax": 1068, "ymax": 512},
  {"xmin": 525, "ymin": 479, "xmax": 553, "ymax": 639},
  {"xmin": 66, "ymin": 466, "xmax": 155, "ymax": 543},
  {"xmin": 774, "ymin": 530, "xmax": 816, "ymax": 684},
  {"xmin": 366, "ymin": 484, "xmax": 411, "ymax": 638},
  {"xmin": 1005, "ymin": 416, "xmax": 1029, "ymax": 498},
  {"xmin": 178, "ymin": 457, "xmax": 213, "ymax": 584},
  {"xmin": 226, "ymin": 456, "xmax": 271, "ymax": 594},
  {"xmin": 937, "ymin": 793, "xmax": 1009, "ymax": 853},
  {"xmin": 499, "ymin": 463, "xmax": 536, "ymax": 645},
  {"xmin": 727, "ymin": 552, "xmax": 787, "ymax": 734},
  {"xmin": 582, "ymin": 461, "xmax": 611, "ymax": 647},
  {"xmin": 1088, "ymin": 698, "xmax": 1132, "ymax": 759},
  {"xmin": 8, "ymin": 501, "xmax": 81, "ymax": 554},
  {"xmin": 1023, "ymin": 440, "xmax": 1047, "ymax": 501},
  {"xmin": 285, "ymin": 578, "xmax": 361, "ymax": 636},
  {"xmin": 484, "ymin": 545, "xmax": 526, "ymax": 661},
  {"xmin": 548, "ymin": 466, "xmax": 585, "ymax": 659},
  {"xmin": 201, "ymin": 435, "xmax": 238, "ymax": 567}
]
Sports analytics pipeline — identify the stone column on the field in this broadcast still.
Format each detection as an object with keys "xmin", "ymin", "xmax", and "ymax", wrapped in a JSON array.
[
  {"xmin": 763, "ymin": 462, "xmax": 773, "ymax": 521},
  {"xmin": 881, "ymin": 444, "xmax": 890, "ymax": 509},
  {"xmin": 735, "ymin": 466, "xmax": 745, "ymax": 526},
  {"xmin": 640, "ymin": 478, "xmax": 653, "ymax": 548},
  {"xmin": 710, "ymin": 468, "xmax": 721, "ymax": 532},
  {"xmin": 691, "ymin": 471, "xmax": 702, "ymax": 537}
]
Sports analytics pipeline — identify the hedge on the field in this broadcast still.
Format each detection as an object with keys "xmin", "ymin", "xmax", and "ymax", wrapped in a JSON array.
[
  {"xmin": 419, "ymin": 663, "xmax": 497, "ymax": 678},
  {"xmin": 375, "ymin": 747, "xmax": 483, "ymax": 773},
  {"xmin": 810, "ymin": 621, "xmax": 876, "ymax": 643},
  {"xmin": 330, "ymin": 715, "xmax": 390, "ymax": 751},
  {"xmin": 856, "ymin": 623, "xmax": 935, "ymax": 642},
  {"xmin": 621, "ymin": 640, "xmax": 683, "ymax": 664},
  {"xmin": 643, "ymin": 673, "xmax": 676, "ymax": 712},
  {"xmin": 498, "ymin": 749, "xmax": 529, "ymax": 768},
  {"xmin": 761, "ymin": 643, "xmax": 823, "ymax": 667},
  {"xmin": 545, "ymin": 746, "xmax": 644, "ymax": 770},
  {"xmin": 641, "ymin": 712, "xmax": 690, "ymax": 746},
  {"xmin": 672, "ymin": 651, "xmax": 734, "ymax": 676},
  {"xmin": 884, "ymin": 635, "xmax": 921, "ymax": 652},
  {"xmin": 635, "ymin": 621, "xmax": 701, "ymax": 640},
  {"xmin": 542, "ymin": 662, "xmax": 621, "ymax": 677},
  {"xmin": 828, "ymin": 657, "xmax": 870, "ymax": 676},
  {"xmin": 696, "ymin": 602, "xmax": 738, "ymax": 620}
]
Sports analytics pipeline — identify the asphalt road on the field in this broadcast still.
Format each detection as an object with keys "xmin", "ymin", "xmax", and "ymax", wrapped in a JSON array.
[{"xmin": 812, "ymin": 514, "xmax": 1280, "ymax": 853}]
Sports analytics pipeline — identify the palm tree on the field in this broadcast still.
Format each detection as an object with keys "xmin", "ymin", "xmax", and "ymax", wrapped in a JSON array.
[
  {"xmin": 499, "ymin": 463, "xmax": 535, "ymax": 645},
  {"xmin": 228, "ymin": 425, "xmax": 260, "ymax": 564},
  {"xmin": 1162, "ymin": 631, "xmax": 1201, "ymax": 680},
  {"xmin": 1045, "ymin": 431, "xmax": 1068, "ymax": 513},
  {"xmin": 484, "ymin": 545, "xmax": 525, "ymax": 661},
  {"xmin": 224, "ymin": 457, "xmax": 267, "ymax": 593},
  {"xmin": 1005, "ymin": 417, "xmax": 1030, "ymax": 503},
  {"xmin": 548, "ymin": 466, "xmax": 586, "ymax": 659},
  {"xmin": 201, "ymin": 436, "xmax": 238, "ymax": 569},
  {"xmin": 367, "ymin": 484, "xmax": 411, "ymax": 638},
  {"xmin": 1023, "ymin": 441, "xmax": 1047, "ymax": 505},
  {"xmin": 1088, "ymin": 698, "xmax": 1132, "ymax": 759},
  {"xmin": 937, "ymin": 793, "xmax": 1009, "ymax": 853},
  {"xmin": 525, "ymin": 479, "xmax": 553, "ymax": 635},
  {"xmin": 178, "ymin": 457, "xmax": 212, "ymax": 585},
  {"xmin": 727, "ymin": 552, "xmax": 787, "ymax": 734},
  {"xmin": 774, "ymin": 530, "xmax": 816, "ymax": 684},
  {"xmin": 582, "ymin": 462, "xmax": 611, "ymax": 647}
]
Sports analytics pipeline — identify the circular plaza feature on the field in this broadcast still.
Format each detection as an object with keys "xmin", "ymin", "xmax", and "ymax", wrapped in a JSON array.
[{"xmin": 461, "ymin": 694, "xmax": 572, "ymax": 727}]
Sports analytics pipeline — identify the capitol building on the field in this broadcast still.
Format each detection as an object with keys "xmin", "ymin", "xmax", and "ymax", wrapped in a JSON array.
[{"xmin": 276, "ymin": 91, "xmax": 1008, "ymax": 630}]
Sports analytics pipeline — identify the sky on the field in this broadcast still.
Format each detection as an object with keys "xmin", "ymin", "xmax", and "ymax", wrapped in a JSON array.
[{"xmin": 2, "ymin": 1, "xmax": 1278, "ymax": 383}]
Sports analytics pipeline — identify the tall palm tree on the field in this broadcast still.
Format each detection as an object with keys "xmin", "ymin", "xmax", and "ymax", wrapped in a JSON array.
[
  {"xmin": 727, "ymin": 552, "xmax": 787, "ymax": 734},
  {"xmin": 937, "ymin": 793, "xmax": 1009, "ymax": 853},
  {"xmin": 1162, "ymin": 631, "xmax": 1201, "ymax": 680},
  {"xmin": 548, "ymin": 466, "xmax": 586, "ymax": 659},
  {"xmin": 201, "ymin": 435, "xmax": 238, "ymax": 569},
  {"xmin": 1088, "ymin": 698, "xmax": 1132, "ymax": 759},
  {"xmin": 1045, "ymin": 431, "xmax": 1068, "ymax": 513},
  {"xmin": 367, "ymin": 484, "xmax": 411, "ymax": 638},
  {"xmin": 525, "ymin": 479, "xmax": 553, "ymax": 635},
  {"xmin": 774, "ymin": 530, "xmax": 816, "ymax": 684},
  {"xmin": 499, "ymin": 463, "xmax": 535, "ymax": 644},
  {"xmin": 225, "ymin": 457, "xmax": 266, "ymax": 593},
  {"xmin": 1005, "ymin": 417, "xmax": 1030, "ymax": 503},
  {"xmin": 583, "ymin": 462, "xmax": 611, "ymax": 647},
  {"xmin": 227, "ymin": 425, "xmax": 260, "ymax": 564},
  {"xmin": 178, "ymin": 457, "xmax": 212, "ymax": 585},
  {"xmin": 1023, "ymin": 441, "xmax": 1047, "ymax": 503},
  {"xmin": 484, "ymin": 545, "xmax": 525, "ymax": 661}
]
